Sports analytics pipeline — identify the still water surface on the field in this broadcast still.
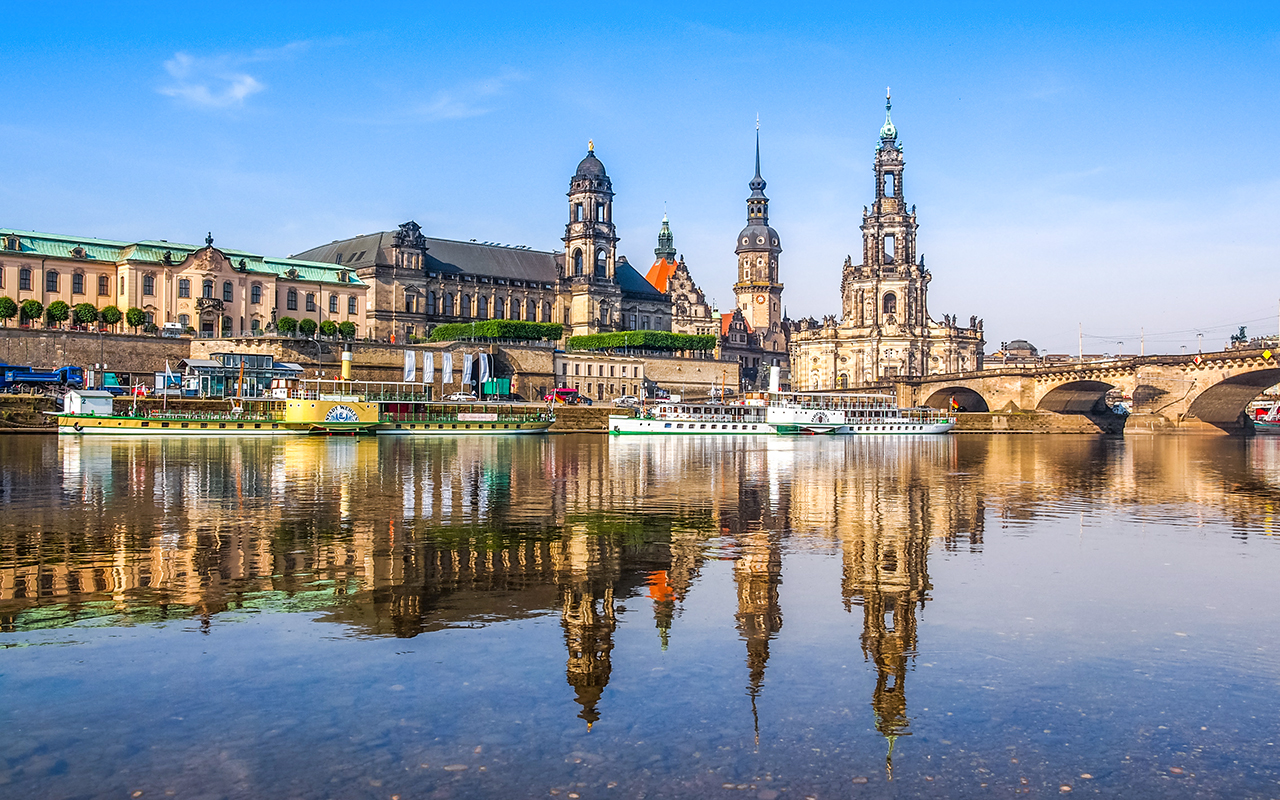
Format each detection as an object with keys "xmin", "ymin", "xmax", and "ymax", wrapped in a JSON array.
[{"xmin": 2, "ymin": 433, "xmax": 1280, "ymax": 799}]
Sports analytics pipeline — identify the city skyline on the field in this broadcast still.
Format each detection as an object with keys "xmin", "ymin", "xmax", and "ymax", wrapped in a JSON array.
[{"xmin": 3, "ymin": 3, "xmax": 1278, "ymax": 355}]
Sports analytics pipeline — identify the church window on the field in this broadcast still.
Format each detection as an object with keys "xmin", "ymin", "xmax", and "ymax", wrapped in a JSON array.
[
  {"xmin": 594, "ymin": 249, "xmax": 607, "ymax": 277},
  {"xmin": 445, "ymin": 293, "xmax": 455, "ymax": 316},
  {"xmin": 329, "ymin": 294, "xmax": 338, "ymax": 313},
  {"xmin": 99, "ymin": 275, "xmax": 109, "ymax": 296},
  {"xmin": 884, "ymin": 234, "xmax": 895, "ymax": 262},
  {"xmin": 19, "ymin": 268, "xmax": 30, "ymax": 291},
  {"xmin": 252, "ymin": 285, "xmax": 262, "ymax": 304},
  {"xmin": 543, "ymin": 301, "xmax": 552, "ymax": 322},
  {"xmin": 222, "ymin": 281, "xmax": 233, "ymax": 302},
  {"xmin": 287, "ymin": 289, "xmax": 297, "ymax": 310},
  {"xmin": 493, "ymin": 296, "xmax": 503, "ymax": 318},
  {"xmin": 527, "ymin": 299, "xmax": 537, "ymax": 320},
  {"xmin": 883, "ymin": 293, "xmax": 897, "ymax": 315},
  {"xmin": 462, "ymin": 294, "xmax": 471, "ymax": 317},
  {"xmin": 428, "ymin": 291, "xmax": 437, "ymax": 315},
  {"xmin": 478, "ymin": 295, "xmax": 488, "ymax": 318},
  {"xmin": 142, "ymin": 274, "xmax": 155, "ymax": 296},
  {"xmin": 510, "ymin": 298, "xmax": 520, "ymax": 320},
  {"xmin": 203, "ymin": 280, "xmax": 214, "ymax": 299},
  {"xmin": 348, "ymin": 296, "xmax": 357, "ymax": 315},
  {"xmin": 306, "ymin": 293, "xmax": 316, "ymax": 312},
  {"xmin": 573, "ymin": 249, "xmax": 584, "ymax": 276},
  {"xmin": 72, "ymin": 273, "xmax": 84, "ymax": 294},
  {"xmin": 46, "ymin": 270, "xmax": 60, "ymax": 292}
]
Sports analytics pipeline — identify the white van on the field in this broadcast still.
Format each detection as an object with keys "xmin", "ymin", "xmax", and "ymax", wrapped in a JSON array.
[{"xmin": 160, "ymin": 322, "xmax": 185, "ymax": 338}]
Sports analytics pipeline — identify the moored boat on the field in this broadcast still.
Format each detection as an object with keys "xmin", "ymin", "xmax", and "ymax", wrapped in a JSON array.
[
  {"xmin": 609, "ymin": 399, "xmax": 772, "ymax": 435},
  {"xmin": 764, "ymin": 391, "xmax": 954, "ymax": 435}
]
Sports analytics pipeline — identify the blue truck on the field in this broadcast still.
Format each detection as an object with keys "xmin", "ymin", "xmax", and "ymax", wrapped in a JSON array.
[{"xmin": 0, "ymin": 365, "xmax": 84, "ymax": 394}]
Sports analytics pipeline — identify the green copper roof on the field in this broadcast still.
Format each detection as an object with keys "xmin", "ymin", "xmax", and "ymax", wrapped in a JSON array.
[
  {"xmin": 879, "ymin": 90, "xmax": 897, "ymax": 142},
  {"xmin": 0, "ymin": 228, "xmax": 364, "ymax": 286}
]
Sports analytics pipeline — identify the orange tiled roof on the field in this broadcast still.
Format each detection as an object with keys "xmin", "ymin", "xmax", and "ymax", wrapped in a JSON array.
[
  {"xmin": 721, "ymin": 311, "xmax": 753, "ymax": 337},
  {"xmin": 645, "ymin": 258, "xmax": 678, "ymax": 293}
]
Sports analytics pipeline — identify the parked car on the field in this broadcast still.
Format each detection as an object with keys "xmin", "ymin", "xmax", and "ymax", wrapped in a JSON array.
[
  {"xmin": 490, "ymin": 393, "xmax": 525, "ymax": 402},
  {"xmin": 612, "ymin": 395, "xmax": 640, "ymax": 406},
  {"xmin": 445, "ymin": 392, "xmax": 478, "ymax": 402},
  {"xmin": 544, "ymin": 388, "xmax": 591, "ymax": 405}
]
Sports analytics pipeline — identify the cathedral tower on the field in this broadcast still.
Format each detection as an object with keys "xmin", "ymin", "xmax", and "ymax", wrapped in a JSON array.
[
  {"xmin": 561, "ymin": 141, "xmax": 623, "ymax": 336},
  {"xmin": 733, "ymin": 127, "xmax": 786, "ymax": 353}
]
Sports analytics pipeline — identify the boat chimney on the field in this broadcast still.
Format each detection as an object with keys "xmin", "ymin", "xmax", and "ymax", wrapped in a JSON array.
[
  {"xmin": 768, "ymin": 365, "xmax": 781, "ymax": 394},
  {"xmin": 341, "ymin": 344, "xmax": 353, "ymax": 381}
]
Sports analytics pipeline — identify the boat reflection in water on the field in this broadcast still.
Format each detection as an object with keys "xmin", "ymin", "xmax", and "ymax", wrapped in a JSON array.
[{"xmin": 2, "ymin": 434, "xmax": 1280, "ymax": 798}]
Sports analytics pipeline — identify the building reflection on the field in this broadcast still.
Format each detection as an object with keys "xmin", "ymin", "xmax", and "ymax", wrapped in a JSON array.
[{"xmin": 2, "ymin": 433, "xmax": 1279, "ymax": 738}]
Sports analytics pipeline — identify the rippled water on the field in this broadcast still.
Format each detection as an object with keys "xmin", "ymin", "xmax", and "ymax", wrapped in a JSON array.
[{"xmin": 2, "ymin": 433, "xmax": 1280, "ymax": 799}]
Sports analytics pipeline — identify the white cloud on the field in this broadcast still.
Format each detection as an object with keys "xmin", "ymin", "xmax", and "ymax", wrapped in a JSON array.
[
  {"xmin": 416, "ymin": 70, "xmax": 525, "ymax": 121},
  {"xmin": 157, "ymin": 43, "xmax": 307, "ymax": 110}
]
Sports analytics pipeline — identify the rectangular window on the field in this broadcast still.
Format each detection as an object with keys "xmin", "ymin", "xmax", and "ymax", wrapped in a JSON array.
[
  {"xmin": 72, "ymin": 273, "xmax": 84, "ymax": 294},
  {"xmin": 20, "ymin": 269, "xmax": 31, "ymax": 291},
  {"xmin": 99, "ymin": 275, "xmax": 109, "ymax": 296},
  {"xmin": 46, "ymin": 272, "xmax": 58, "ymax": 292},
  {"xmin": 222, "ymin": 282, "xmax": 233, "ymax": 302},
  {"xmin": 119, "ymin": 276, "xmax": 124, "ymax": 295},
  {"xmin": 178, "ymin": 279, "xmax": 190, "ymax": 298},
  {"xmin": 329, "ymin": 295, "xmax": 338, "ymax": 313},
  {"xmin": 574, "ymin": 364, "xmax": 580, "ymax": 376},
  {"xmin": 348, "ymin": 296, "xmax": 356, "ymax": 315},
  {"xmin": 306, "ymin": 293, "xmax": 316, "ymax": 312}
]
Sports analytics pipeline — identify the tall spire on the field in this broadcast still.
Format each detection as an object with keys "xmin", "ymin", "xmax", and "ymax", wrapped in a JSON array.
[
  {"xmin": 654, "ymin": 213, "xmax": 676, "ymax": 262},
  {"xmin": 749, "ymin": 118, "xmax": 767, "ymax": 199},
  {"xmin": 879, "ymin": 87, "xmax": 898, "ymax": 144}
]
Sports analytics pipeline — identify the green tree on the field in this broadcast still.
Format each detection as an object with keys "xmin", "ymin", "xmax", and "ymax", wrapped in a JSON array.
[
  {"xmin": 338, "ymin": 321, "xmax": 357, "ymax": 340},
  {"xmin": 100, "ymin": 305, "xmax": 123, "ymax": 330},
  {"xmin": 45, "ymin": 300, "xmax": 71, "ymax": 328},
  {"xmin": 0, "ymin": 297, "xmax": 17, "ymax": 327},
  {"xmin": 20, "ymin": 299, "xmax": 43, "ymax": 326},
  {"xmin": 276, "ymin": 316, "xmax": 298, "ymax": 336},
  {"xmin": 73, "ymin": 302, "xmax": 99, "ymax": 328},
  {"xmin": 125, "ymin": 306, "xmax": 146, "ymax": 332},
  {"xmin": 298, "ymin": 317, "xmax": 318, "ymax": 336},
  {"xmin": 319, "ymin": 320, "xmax": 338, "ymax": 337}
]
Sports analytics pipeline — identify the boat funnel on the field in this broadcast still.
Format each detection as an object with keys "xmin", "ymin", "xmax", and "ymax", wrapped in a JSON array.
[
  {"xmin": 341, "ymin": 345, "xmax": 353, "ymax": 381},
  {"xmin": 768, "ymin": 365, "xmax": 781, "ymax": 393}
]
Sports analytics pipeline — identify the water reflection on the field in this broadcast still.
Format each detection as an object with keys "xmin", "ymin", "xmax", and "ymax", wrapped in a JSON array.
[{"xmin": 3, "ymin": 434, "xmax": 1280, "ymax": 797}]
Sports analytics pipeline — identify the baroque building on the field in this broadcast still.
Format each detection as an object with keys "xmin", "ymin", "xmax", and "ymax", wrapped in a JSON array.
[
  {"xmin": 644, "ymin": 214, "xmax": 716, "ymax": 336},
  {"xmin": 293, "ymin": 144, "xmax": 670, "ymax": 342},
  {"xmin": 789, "ymin": 95, "xmax": 984, "ymax": 389},
  {"xmin": 0, "ymin": 228, "xmax": 368, "ymax": 337}
]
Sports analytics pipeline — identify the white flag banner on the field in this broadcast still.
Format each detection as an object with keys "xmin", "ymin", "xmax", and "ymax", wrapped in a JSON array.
[
  {"xmin": 442, "ymin": 352, "xmax": 453, "ymax": 384},
  {"xmin": 478, "ymin": 353, "xmax": 491, "ymax": 385},
  {"xmin": 423, "ymin": 352, "xmax": 434, "ymax": 384},
  {"xmin": 403, "ymin": 349, "xmax": 416, "ymax": 382},
  {"xmin": 462, "ymin": 353, "xmax": 474, "ymax": 385}
]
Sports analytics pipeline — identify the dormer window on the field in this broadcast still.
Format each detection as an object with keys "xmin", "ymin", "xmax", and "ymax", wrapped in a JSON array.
[
  {"xmin": 338, "ymin": 270, "xmax": 349, "ymax": 283},
  {"xmin": 70, "ymin": 246, "xmax": 87, "ymax": 259},
  {"xmin": 4, "ymin": 236, "xmax": 18, "ymax": 251}
]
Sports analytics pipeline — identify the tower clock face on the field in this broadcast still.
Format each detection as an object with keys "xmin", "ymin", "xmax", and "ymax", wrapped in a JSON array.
[{"xmin": 755, "ymin": 295, "xmax": 766, "ymax": 304}]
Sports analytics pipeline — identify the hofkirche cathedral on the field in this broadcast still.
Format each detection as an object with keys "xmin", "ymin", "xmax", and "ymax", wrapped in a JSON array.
[{"xmin": 292, "ymin": 94, "xmax": 982, "ymax": 388}]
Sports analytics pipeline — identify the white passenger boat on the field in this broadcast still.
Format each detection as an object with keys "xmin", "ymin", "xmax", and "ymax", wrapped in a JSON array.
[
  {"xmin": 765, "ymin": 391, "xmax": 955, "ymax": 435},
  {"xmin": 608, "ymin": 400, "xmax": 773, "ymax": 435}
]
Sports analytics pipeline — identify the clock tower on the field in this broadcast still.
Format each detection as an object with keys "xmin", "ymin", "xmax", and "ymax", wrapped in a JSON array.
[{"xmin": 732, "ymin": 126, "xmax": 785, "ymax": 353}]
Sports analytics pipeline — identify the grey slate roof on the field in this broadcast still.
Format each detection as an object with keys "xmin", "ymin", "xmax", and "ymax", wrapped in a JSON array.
[{"xmin": 615, "ymin": 258, "xmax": 665, "ymax": 299}]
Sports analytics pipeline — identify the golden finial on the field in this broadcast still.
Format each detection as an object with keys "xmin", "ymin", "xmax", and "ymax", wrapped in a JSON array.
[{"xmin": 588, "ymin": 139, "xmax": 594, "ymax": 153}]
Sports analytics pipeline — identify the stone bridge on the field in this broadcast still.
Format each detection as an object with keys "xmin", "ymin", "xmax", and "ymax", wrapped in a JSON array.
[{"xmin": 884, "ymin": 348, "xmax": 1279, "ymax": 435}]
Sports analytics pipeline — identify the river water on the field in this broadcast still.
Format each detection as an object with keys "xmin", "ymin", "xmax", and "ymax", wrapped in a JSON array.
[{"xmin": 2, "ymin": 433, "xmax": 1280, "ymax": 799}]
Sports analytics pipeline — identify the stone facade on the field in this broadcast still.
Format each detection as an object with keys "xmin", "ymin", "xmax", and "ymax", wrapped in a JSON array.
[
  {"xmin": 643, "ymin": 216, "xmax": 716, "ymax": 337},
  {"xmin": 292, "ymin": 145, "xmax": 671, "ymax": 343},
  {"xmin": 0, "ymin": 229, "xmax": 368, "ymax": 338},
  {"xmin": 788, "ymin": 95, "xmax": 984, "ymax": 390}
]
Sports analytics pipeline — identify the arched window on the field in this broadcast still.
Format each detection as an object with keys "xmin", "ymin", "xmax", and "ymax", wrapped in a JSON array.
[
  {"xmin": 462, "ymin": 294, "xmax": 471, "ymax": 318},
  {"xmin": 477, "ymin": 295, "xmax": 488, "ymax": 318},
  {"xmin": 427, "ymin": 290, "xmax": 436, "ymax": 315},
  {"xmin": 72, "ymin": 273, "xmax": 84, "ymax": 295},
  {"xmin": 46, "ymin": 270, "xmax": 59, "ymax": 292},
  {"xmin": 527, "ymin": 299, "xmax": 536, "ymax": 320},
  {"xmin": 305, "ymin": 293, "xmax": 316, "ymax": 312},
  {"xmin": 178, "ymin": 314, "xmax": 190, "ymax": 328},
  {"xmin": 493, "ymin": 297, "xmax": 504, "ymax": 318},
  {"xmin": 251, "ymin": 284, "xmax": 261, "ymax": 304},
  {"xmin": 543, "ymin": 301, "xmax": 552, "ymax": 322},
  {"xmin": 287, "ymin": 289, "xmax": 297, "ymax": 310},
  {"xmin": 573, "ymin": 249, "xmax": 584, "ymax": 276},
  {"xmin": 19, "ymin": 268, "xmax": 31, "ymax": 291},
  {"xmin": 222, "ymin": 281, "xmax": 233, "ymax": 302},
  {"xmin": 882, "ymin": 293, "xmax": 897, "ymax": 315},
  {"xmin": 594, "ymin": 249, "xmax": 607, "ymax": 277},
  {"xmin": 142, "ymin": 274, "xmax": 155, "ymax": 296},
  {"xmin": 510, "ymin": 298, "xmax": 521, "ymax": 320},
  {"xmin": 595, "ymin": 202, "xmax": 605, "ymax": 222},
  {"xmin": 203, "ymin": 280, "xmax": 214, "ymax": 299},
  {"xmin": 445, "ymin": 293, "xmax": 454, "ymax": 316},
  {"xmin": 251, "ymin": 318, "xmax": 261, "ymax": 333},
  {"xmin": 178, "ymin": 279, "xmax": 191, "ymax": 298}
]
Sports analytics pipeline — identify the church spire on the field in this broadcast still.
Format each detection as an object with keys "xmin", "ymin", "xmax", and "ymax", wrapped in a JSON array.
[
  {"xmin": 654, "ymin": 212, "xmax": 676, "ymax": 262},
  {"xmin": 879, "ymin": 87, "xmax": 898, "ymax": 146}
]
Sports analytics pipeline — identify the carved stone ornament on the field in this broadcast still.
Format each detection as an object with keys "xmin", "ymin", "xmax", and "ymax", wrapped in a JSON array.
[{"xmin": 393, "ymin": 221, "xmax": 428, "ymax": 251}]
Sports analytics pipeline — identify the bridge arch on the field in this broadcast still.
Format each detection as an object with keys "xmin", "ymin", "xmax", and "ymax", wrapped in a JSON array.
[
  {"xmin": 1036, "ymin": 380, "xmax": 1116, "ymax": 414},
  {"xmin": 1185, "ymin": 368, "xmax": 1280, "ymax": 433},
  {"xmin": 922, "ymin": 386, "xmax": 990, "ymax": 413}
]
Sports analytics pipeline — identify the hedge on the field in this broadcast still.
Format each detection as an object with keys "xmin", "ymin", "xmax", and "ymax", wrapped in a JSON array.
[
  {"xmin": 568, "ymin": 331, "xmax": 717, "ymax": 352},
  {"xmin": 429, "ymin": 320, "xmax": 564, "ymax": 342}
]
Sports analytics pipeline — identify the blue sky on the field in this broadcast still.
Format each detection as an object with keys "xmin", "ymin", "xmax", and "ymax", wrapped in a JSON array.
[{"xmin": 3, "ymin": 2, "xmax": 1278, "ymax": 354}]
